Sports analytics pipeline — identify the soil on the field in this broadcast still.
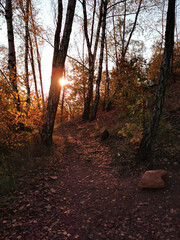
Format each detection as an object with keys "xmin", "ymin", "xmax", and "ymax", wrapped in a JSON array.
[
  {"xmin": 0, "ymin": 76, "xmax": 180, "ymax": 240},
  {"xmin": 0, "ymin": 116, "xmax": 179, "ymax": 240}
]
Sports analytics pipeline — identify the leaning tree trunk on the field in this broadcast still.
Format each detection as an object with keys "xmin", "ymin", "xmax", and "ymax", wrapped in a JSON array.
[
  {"xmin": 34, "ymin": 32, "xmax": 44, "ymax": 104},
  {"xmin": 41, "ymin": 0, "xmax": 76, "ymax": 146},
  {"xmin": 5, "ymin": 0, "xmax": 21, "ymax": 111},
  {"xmin": 30, "ymin": 4, "xmax": 45, "ymax": 104},
  {"xmin": 136, "ymin": 0, "xmax": 175, "ymax": 163},
  {"xmin": 122, "ymin": 0, "xmax": 142, "ymax": 62},
  {"xmin": 29, "ymin": 35, "xmax": 40, "ymax": 108},
  {"xmin": 90, "ymin": 0, "xmax": 107, "ymax": 121}
]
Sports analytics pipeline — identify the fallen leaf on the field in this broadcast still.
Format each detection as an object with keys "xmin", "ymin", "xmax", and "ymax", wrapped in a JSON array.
[
  {"xmin": 50, "ymin": 176, "xmax": 58, "ymax": 180},
  {"xmin": 50, "ymin": 188, "xmax": 56, "ymax": 193}
]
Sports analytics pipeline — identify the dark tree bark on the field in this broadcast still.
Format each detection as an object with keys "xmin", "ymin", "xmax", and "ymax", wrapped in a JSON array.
[
  {"xmin": 82, "ymin": 0, "xmax": 103, "ymax": 121},
  {"xmin": 112, "ymin": 5, "xmax": 119, "ymax": 70},
  {"xmin": 29, "ymin": 35, "xmax": 40, "ymax": 108},
  {"xmin": 35, "ymin": 38, "xmax": 44, "ymax": 104},
  {"xmin": 136, "ymin": 0, "xmax": 176, "ymax": 163},
  {"xmin": 90, "ymin": 0, "xmax": 108, "ymax": 121},
  {"xmin": 41, "ymin": 0, "xmax": 76, "ymax": 146},
  {"xmin": 122, "ymin": 0, "xmax": 142, "ymax": 61},
  {"xmin": 24, "ymin": 0, "xmax": 30, "ymax": 105},
  {"xmin": 60, "ymin": 86, "xmax": 65, "ymax": 122},
  {"xmin": 82, "ymin": 35, "xmax": 86, "ymax": 106},
  {"xmin": 121, "ymin": 0, "xmax": 126, "ymax": 60},
  {"xmin": 5, "ymin": 0, "xmax": 21, "ymax": 111},
  {"xmin": 103, "ymin": 38, "xmax": 110, "ymax": 111},
  {"xmin": 30, "ymin": 3, "xmax": 45, "ymax": 104}
]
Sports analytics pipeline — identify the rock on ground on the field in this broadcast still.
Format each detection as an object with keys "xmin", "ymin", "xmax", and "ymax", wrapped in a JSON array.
[{"xmin": 138, "ymin": 170, "xmax": 167, "ymax": 188}]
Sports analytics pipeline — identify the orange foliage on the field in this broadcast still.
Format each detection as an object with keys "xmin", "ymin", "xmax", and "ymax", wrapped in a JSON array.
[
  {"xmin": 148, "ymin": 51, "xmax": 163, "ymax": 84},
  {"xmin": 0, "ymin": 75, "xmax": 43, "ymax": 150}
]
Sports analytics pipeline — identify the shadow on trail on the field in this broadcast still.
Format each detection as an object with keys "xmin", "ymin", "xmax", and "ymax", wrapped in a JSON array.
[{"xmin": 1, "ymin": 120, "xmax": 179, "ymax": 240}]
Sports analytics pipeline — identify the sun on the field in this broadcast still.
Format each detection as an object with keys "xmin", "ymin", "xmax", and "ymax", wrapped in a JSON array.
[{"xmin": 59, "ymin": 77, "xmax": 68, "ymax": 87}]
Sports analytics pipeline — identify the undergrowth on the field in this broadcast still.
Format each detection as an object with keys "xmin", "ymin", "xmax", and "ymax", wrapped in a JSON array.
[{"xmin": 0, "ymin": 132, "xmax": 51, "ymax": 194}]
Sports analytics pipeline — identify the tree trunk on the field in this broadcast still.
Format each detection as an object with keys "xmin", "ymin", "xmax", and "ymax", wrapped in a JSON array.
[
  {"xmin": 30, "ymin": 4, "xmax": 45, "ymax": 104},
  {"xmin": 60, "ymin": 87, "xmax": 65, "ymax": 122},
  {"xmin": 83, "ymin": 53, "xmax": 94, "ymax": 120},
  {"xmin": 90, "ymin": 0, "xmax": 108, "ymax": 121},
  {"xmin": 136, "ymin": 0, "xmax": 175, "ymax": 163},
  {"xmin": 29, "ymin": 35, "xmax": 40, "ymax": 108},
  {"xmin": 41, "ymin": 0, "xmax": 76, "ymax": 146},
  {"xmin": 103, "ymin": 38, "xmax": 110, "ymax": 111},
  {"xmin": 90, "ymin": 0, "xmax": 96, "ymax": 47},
  {"xmin": 122, "ymin": 0, "xmax": 142, "ymax": 61},
  {"xmin": 121, "ymin": 0, "xmax": 126, "ymax": 60},
  {"xmin": 82, "ymin": 34, "xmax": 86, "ymax": 106},
  {"xmin": 25, "ymin": 0, "xmax": 30, "ymax": 105},
  {"xmin": 5, "ymin": 0, "xmax": 21, "ymax": 111},
  {"xmin": 112, "ymin": 5, "xmax": 119, "ymax": 70},
  {"xmin": 82, "ymin": 0, "xmax": 103, "ymax": 121},
  {"xmin": 34, "ymin": 31, "xmax": 44, "ymax": 104}
]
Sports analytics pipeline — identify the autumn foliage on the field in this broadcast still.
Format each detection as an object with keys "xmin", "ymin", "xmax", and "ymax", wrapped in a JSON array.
[{"xmin": 0, "ymin": 75, "xmax": 43, "ymax": 151}]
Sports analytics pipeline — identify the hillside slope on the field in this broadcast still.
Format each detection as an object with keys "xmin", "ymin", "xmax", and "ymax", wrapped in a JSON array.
[{"xmin": 0, "ymin": 74, "xmax": 179, "ymax": 240}]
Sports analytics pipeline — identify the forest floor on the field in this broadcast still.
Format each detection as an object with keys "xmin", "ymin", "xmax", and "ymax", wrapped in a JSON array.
[{"xmin": 0, "ymin": 77, "xmax": 180, "ymax": 239}]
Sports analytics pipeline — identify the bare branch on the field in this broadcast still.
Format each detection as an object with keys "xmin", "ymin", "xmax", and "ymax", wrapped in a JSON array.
[
  {"xmin": 67, "ymin": 54, "xmax": 89, "ymax": 70},
  {"xmin": 107, "ymin": 0, "xmax": 124, "ymax": 12},
  {"xmin": 0, "ymin": 68, "xmax": 8, "ymax": 82}
]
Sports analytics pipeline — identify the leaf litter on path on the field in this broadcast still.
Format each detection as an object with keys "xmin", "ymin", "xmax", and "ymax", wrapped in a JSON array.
[{"xmin": 1, "ymin": 119, "xmax": 179, "ymax": 240}]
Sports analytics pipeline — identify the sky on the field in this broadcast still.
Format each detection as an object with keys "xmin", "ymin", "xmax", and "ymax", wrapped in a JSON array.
[
  {"xmin": 0, "ymin": 0, "xmax": 180, "ymax": 96},
  {"xmin": 38, "ymin": 0, "xmax": 180, "ymax": 96},
  {"xmin": 38, "ymin": 0, "xmax": 54, "ymax": 95},
  {"xmin": 0, "ymin": 0, "xmax": 55, "ymax": 95}
]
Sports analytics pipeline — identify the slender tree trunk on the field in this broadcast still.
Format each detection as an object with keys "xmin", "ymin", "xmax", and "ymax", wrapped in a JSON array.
[
  {"xmin": 41, "ymin": 0, "xmax": 76, "ymax": 146},
  {"xmin": 5, "ymin": 0, "xmax": 21, "ymax": 111},
  {"xmin": 121, "ymin": 0, "xmax": 126, "ymax": 60},
  {"xmin": 123, "ymin": 0, "xmax": 142, "ymax": 60},
  {"xmin": 29, "ymin": 35, "xmax": 40, "ymax": 108},
  {"xmin": 82, "ymin": 34, "xmax": 86, "ymax": 107},
  {"xmin": 34, "ymin": 33, "xmax": 44, "ymax": 104},
  {"xmin": 90, "ymin": 0, "xmax": 108, "ymax": 121},
  {"xmin": 83, "ymin": 54, "xmax": 94, "ymax": 120},
  {"xmin": 60, "ymin": 87, "xmax": 65, "ymax": 122},
  {"xmin": 109, "ymin": 0, "xmax": 142, "ymax": 109},
  {"xmin": 112, "ymin": 6, "xmax": 118, "ymax": 70},
  {"xmin": 25, "ymin": 0, "xmax": 30, "ymax": 105},
  {"xmin": 82, "ymin": 0, "xmax": 103, "ymax": 121},
  {"xmin": 160, "ymin": 0, "xmax": 166, "ymax": 54},
  {"xmin": 30, "ymin": 3, "xmax": 45, "ymax": 104},
  {"xmin": 103, "ymin": 38, "xmax": 110, "ymax": 111},
  {"xmin": 136, "ymin": 0, "xmax": 175, "ymax": 163},
  {"xmin": 90, "ymin": 0, "xmax": 96, "ymax": 46}
]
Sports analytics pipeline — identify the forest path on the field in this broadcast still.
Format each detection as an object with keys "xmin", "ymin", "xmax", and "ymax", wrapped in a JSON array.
[{"xmin": 1, "ymin": 120, "xmax": 179, "ymax": 240}]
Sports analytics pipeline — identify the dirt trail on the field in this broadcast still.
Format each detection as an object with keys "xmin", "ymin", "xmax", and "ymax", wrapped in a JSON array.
[{"xmin": 0, "ymin": 120, "xmax": 179, "ymax": 240}]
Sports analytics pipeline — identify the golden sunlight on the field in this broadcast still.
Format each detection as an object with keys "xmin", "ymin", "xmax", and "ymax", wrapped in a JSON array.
[{"xmin": 59, "ymin": 77, "xmax": 68, "ymax": 87}]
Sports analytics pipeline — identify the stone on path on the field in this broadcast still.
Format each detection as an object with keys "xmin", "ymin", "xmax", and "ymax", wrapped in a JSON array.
[{"xmin": 138, "ymin": 170, "xmax": 167, "ymax": 188}]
